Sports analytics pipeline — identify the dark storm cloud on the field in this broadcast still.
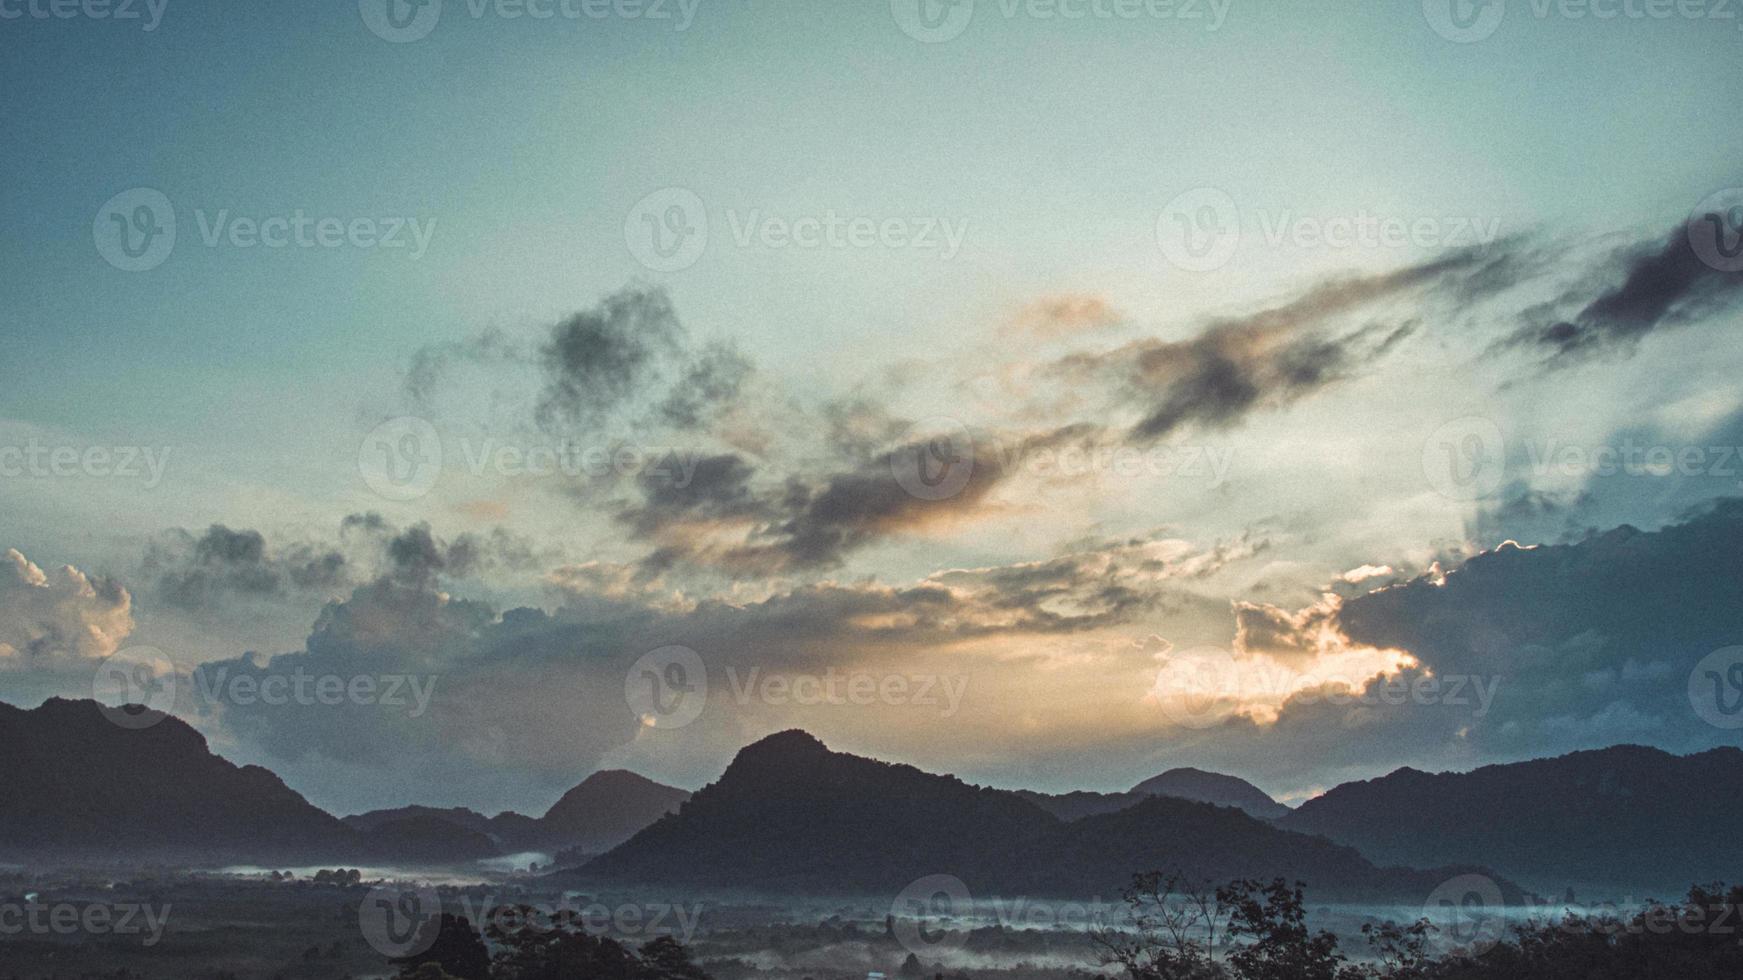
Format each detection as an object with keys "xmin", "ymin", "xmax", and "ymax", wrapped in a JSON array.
[
  {"xmin": 1208, "ymin": 500, "xmax": 1743, "ymax": 781},
  {"xmin": 1110, "ymin": 500, "xmax": 1743, "ymax": 794},
  {"xmin": 1053, "ymin": 250, "xmax": 1492, "ymax": 443},
  {"xmin": 1335, "ymin": 499, "xmax": 1743, "ymax": 686},
  {"xmin": 1502, "ymin": 218, "xmax": 1743, "ymax": 366}
]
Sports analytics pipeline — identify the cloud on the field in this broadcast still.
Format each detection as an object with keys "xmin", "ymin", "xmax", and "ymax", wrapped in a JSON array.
[
  {"xmin": 1335, "ymin": 500, "xmax": 1743, "ymax": 698},
  {"xmin": 1050, "ymin": 251, "xmax": 1489, "ymax": 442},
  {"xmin": 404, "ymin": 326, "xmax": 528, "ymax": 407},
  {"xmin": 817, "ymin": 396, "xmax": 913, "ymax": 459},
  {"xmin": 343, "ymin": 514, "xmax": 544, "ymax": 588},
  {"xmin": 658, "ymin": 341, "xmax": 754, "ymax": 430},
  {"xmin": 535, "ymin": 286, "xmax": 750, "ymax": 435},
  {"xmin": 1502, "ymin": 217, "xmax": 1743, "ymax": 366},
  {"xmin": 140, "ymin": 518, "xmax": 546, "ymax": 613},
  {"xmin": 1172, "ymin": 499, "xmax": 1743, "ymax": 786},
  {"xmin": 1232, "ymin": 594, "xmax": 1347, "ymax": 666},
  {"xmin": 1004, "ymin": 294, "xmax": 1123, "ymax": 339},
  {"xmin": 0, "ymin": 549, "xmax": 134, "ymax": 663},
  {"xmin": 143, "ymin": 525, "xmax": 348, "ymax": 611},
  {"xmin": 404, "ymin": 285, "xmax": 753, "ymax": 439},
  {"xmin": 616, "ymin": 426, "xmax": 1104, "ymax": 575},
  {"xmin": 616, "ymin": 453, "xmax": 772, "ymax": 540},
  {"xmin": 928, "ymin": 530, "xmax": 1265, "ymax": 632}
]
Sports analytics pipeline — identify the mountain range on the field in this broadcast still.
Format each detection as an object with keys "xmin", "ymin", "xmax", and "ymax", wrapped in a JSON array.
[
  {"xmin": 0, "ymin": 698, "xmax": 686, "ymax": 867},
  {"xmin": 6, "ymin": 697, "xmax": 1739, "ymax": 897},
  {"xmin": 340, "ymin": 770, "xmax": 689, "ymax": 860},
  {"xmin": 570, "ymin": 730, "xmax": 1500, "ymax": 901}
]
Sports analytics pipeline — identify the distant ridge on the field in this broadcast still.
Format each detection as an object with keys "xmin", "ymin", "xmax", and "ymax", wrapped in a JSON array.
[
  {"xmin": 1130, "ymin": 767, "xmax": 1291, "ymax": 821},
  {"xmin": 1278, "ymin": 745, "xmax": 1743, "ymax": 892},
  {"xmin": 1014, "ymin": 767, "xmax": 1289, "ymax": 822},
  {"xmin": 342, "ymin": 771, "xmax": 689, "ymax": 858}
]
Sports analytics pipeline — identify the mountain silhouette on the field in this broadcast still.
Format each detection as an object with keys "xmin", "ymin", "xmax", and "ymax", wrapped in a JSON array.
[
  {"xmin": 0, "ymin": 698, "xmax": 364, "ymax": 865},
  {"xmin": 343, "ymin": 804, "xmax": 501, "ymax": 837},
  {"xmin": 1018, "ymin": 768, "xmax": 1290, "ymax": 822},
  {"xmin": 355, "ymin": 813, "xmax": 501, "ymax": 862},
  {"xmin": 1, "ymin": 698, "xmax": 684, "ymax": 868},
  {"xmin": 571, "ymin": 730, "xmax": 1509, "ymax": 900},
  {"xmin": 1130, "ymin": 767, "xmax": 1291, "ymax": 820},
  {"xmin": 343, "ymin": 805, "xmax": 555, "ymax": 851},
  {"xmin": 1278, "ymin": 745, "xmax": 1743, "ymax": 893},
  {"xmin": 574, "ymin": 730, "xmax": 1055, "ymax": 892},
  {"xmin": 345, "ymin": 771, "xmax": 690, "ymax": 858},
  {"xmin": 540, "ymin": 769, "xmax": 691, "ymax": 853},
  {"xmin": 1014, "ymin": 788, "xmax": 1146, "ymax": 821}
]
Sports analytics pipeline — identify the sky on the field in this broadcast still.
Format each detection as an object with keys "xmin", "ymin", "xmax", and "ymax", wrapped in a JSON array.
[{"xmin": 2, "ymin": 0, "xmax": 1742, "ymax": 815}]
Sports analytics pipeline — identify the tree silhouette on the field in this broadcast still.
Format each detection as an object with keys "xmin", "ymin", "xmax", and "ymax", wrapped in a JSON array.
[{"xmin": 392, "ymin": 914, "xmax": 491, "ymax": 980}]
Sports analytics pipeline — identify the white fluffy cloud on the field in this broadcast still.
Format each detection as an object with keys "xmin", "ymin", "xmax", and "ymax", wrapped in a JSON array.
[{"xmin": 0, "ymin": 549, "xmax": 133, "ymax": 664}]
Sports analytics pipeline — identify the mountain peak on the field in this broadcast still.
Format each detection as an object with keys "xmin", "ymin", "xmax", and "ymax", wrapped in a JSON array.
[
  {"xmin": 539, "ymin": 768, "xmax": 690, "ymax": 852},
  {"xmin": 733, "ymin": 729, "xmax": 831, "ymax": 764},
  {"xmin": 746, "ymin": 728, "xmax": 829, "ymax": 753},
  {"xmin": 1130, "ymin": 766, "xmax": 1289, "ymax": 820},
  {"xmin": 0, "ymin": 697, "xmax": 358, "ymax": 864},
  {"xmin": 570, "ymin": 769, "xmax": 667, "ymax": 791}
]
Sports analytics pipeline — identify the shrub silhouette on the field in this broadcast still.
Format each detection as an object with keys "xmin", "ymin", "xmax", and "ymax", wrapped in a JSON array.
[{"xmin": 1100, "ymin": 873, "xmax": 1743, "ymax": 980}]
